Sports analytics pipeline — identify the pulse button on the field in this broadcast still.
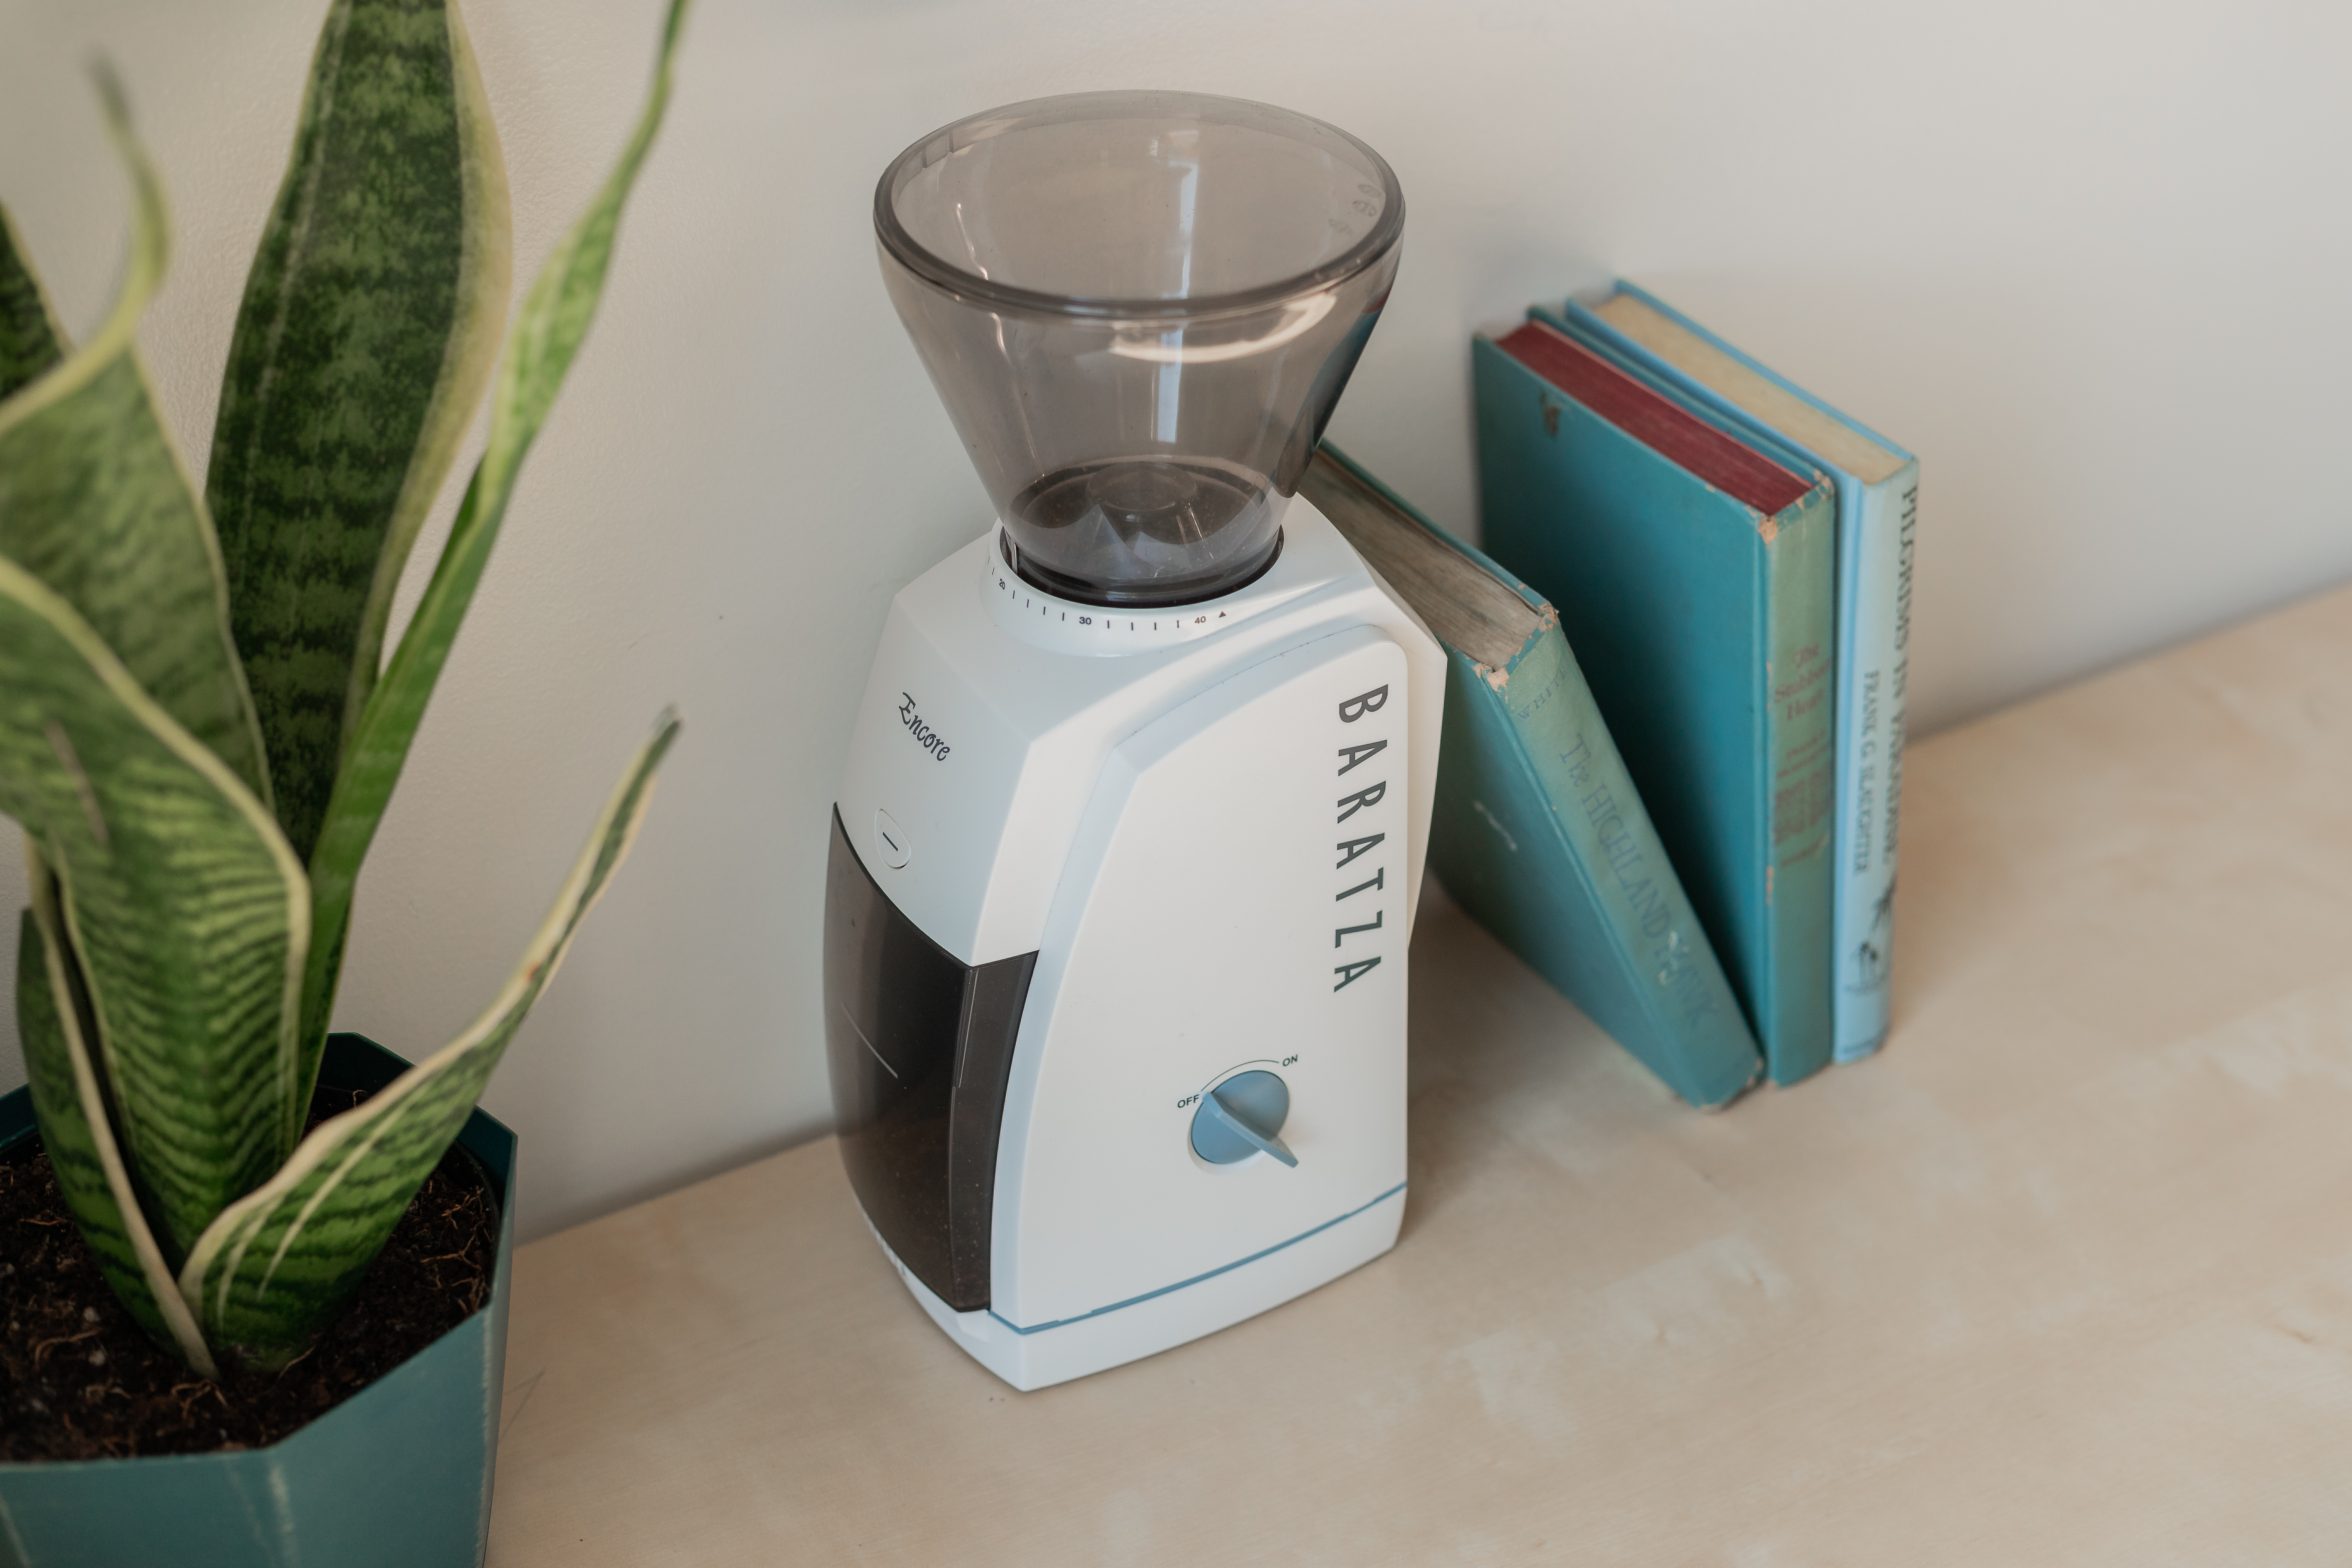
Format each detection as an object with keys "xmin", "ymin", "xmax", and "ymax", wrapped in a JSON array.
[{"xmin": 874, "ymin": 809, "xmax": 911, "ymax": 870}]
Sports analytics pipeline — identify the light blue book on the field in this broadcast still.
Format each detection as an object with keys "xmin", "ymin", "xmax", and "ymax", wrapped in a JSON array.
[{"xmin": 1543, "ymin": 288, "xmax": 1918, "ymax": 1063}]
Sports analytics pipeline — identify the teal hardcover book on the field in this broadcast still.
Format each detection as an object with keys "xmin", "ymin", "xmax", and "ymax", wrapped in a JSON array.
[
  {"xmin": 1473, "ymin": 318, "xmax": 1838, "ymax": 1086},
  {"xmin": 1544, "ymin": 286, "xmax": 1918, "ymax": 1064},
  {"xmin": 1302, "ymin": 445, "xmax": 1760, "ymax": 1109}
]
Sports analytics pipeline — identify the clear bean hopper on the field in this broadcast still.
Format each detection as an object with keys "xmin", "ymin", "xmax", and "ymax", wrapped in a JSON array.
[{"xmin": 875, "ymin": 90, "xmax": 1403, "ymax": 605}]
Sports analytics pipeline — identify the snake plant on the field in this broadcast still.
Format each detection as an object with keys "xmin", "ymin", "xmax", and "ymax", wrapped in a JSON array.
[{"xmin": 0, "ymin": 0, "xmax": 689, "ymax": 1376}]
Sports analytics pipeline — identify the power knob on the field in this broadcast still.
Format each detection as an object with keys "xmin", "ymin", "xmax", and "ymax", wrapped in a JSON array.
[{"xmin": 1189, "ymin": 1071, "xmax": 1297, "ymax": 1167}]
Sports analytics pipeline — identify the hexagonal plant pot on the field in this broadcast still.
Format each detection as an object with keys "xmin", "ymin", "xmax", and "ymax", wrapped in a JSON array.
[{"xmin": 0, "ymin": 1034, "xmax": 516, "ymax": 1568}]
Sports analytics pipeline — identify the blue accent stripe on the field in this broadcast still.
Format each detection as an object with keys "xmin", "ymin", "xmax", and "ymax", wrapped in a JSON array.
[{"xmin": 990, "ymin": 1183, "xmax": 1407, "ymax": 1336}]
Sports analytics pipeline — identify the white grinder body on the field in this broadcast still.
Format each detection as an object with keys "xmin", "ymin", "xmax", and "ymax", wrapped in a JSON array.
[{"xmin": 824, "ymin": 501, "xmax": 1442, "ymax": 1390}]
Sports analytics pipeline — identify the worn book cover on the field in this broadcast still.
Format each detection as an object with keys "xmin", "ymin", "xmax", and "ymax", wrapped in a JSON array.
[
  {"xmin": 1304, "ymin": 445, "xmax": 1760, "ymax": 1109},
  {"xmin": 1549, "ymin": 285, "xmax": 1918, "ymax": 1063},
  {"xmin": 1474, "ymin": 320, "xmax": 1838, "ymax": 1085}
]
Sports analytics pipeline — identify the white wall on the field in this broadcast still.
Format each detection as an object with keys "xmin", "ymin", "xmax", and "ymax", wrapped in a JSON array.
[{"xmin": 2, "ymin": 0, "xmax": 2347, "ymax": 1240}]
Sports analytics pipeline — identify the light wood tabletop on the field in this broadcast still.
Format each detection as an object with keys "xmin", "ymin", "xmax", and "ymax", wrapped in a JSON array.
[{"xmin": 487, "ymin": 582, "xmax": 2352, "ymax": 1566}]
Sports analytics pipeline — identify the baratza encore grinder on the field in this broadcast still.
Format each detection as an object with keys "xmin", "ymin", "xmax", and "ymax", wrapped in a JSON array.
[{"xmin": 824, "ymin": 91, "xmax": 1443, "ymax": 1390}]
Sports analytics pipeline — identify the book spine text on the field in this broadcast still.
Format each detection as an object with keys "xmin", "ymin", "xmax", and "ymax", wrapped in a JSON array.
[{"xmin": 1831, "ymin": 466, "xmax": 1920, "ymax": 1060}]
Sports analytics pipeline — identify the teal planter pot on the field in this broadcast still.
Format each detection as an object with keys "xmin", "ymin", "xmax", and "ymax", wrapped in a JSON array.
[{"xmin": 0, "ymin": 1034, "xmax": 516, "ymax": 1568}]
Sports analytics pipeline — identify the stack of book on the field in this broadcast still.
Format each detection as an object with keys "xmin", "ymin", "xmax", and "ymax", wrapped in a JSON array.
[{"xmin": 1308, "ymin": 284, "xmax": 1916, "ymax": 1106}]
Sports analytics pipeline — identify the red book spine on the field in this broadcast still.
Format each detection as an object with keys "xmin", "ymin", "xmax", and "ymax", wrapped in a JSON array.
[{"xmin": 1493, "ymin": 320, "xmax": 1814, "ymax": 518}]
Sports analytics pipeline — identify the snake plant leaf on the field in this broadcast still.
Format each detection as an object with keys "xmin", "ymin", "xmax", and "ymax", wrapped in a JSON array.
[
  {"xmin": 297, "ymin": 0, "xmax": 689, "ymax": 1109},
  {"xmin": 0, "ymin": 556, "xmax": 310, "ymax": 1267},
  {"xmin": 208, "ymin": 0, "xmax": 512, "ymax": 867},
  {"xmin": 0, "ymin": 202, "xmax": 67, "ymax": 398},
  {"xmin": 18, "ymin": 862, "xmax": 217, "ymax": 1373},
  {"xmin": 185, "ymin": 710, "xmax": 679, "ymax": 1367},
  {"xmin": 0, "ymin": 67, "xmax": 274, "ymax": 812}
]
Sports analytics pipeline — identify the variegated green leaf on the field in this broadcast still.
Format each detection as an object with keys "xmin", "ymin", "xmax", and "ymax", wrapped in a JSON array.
[
  {"xmin": 208, "ymin": 0, "xmax": 512, "ymax": 870},
  {"xmin": 186, "ymin": 711, "xmax": 679, "ymax": 1367},
  {"xmin": 298, "ymin": 0, "xmax": 689, "ymax": 1098},
  {"xmin": 17, "ymin": 858, "xmax": 216, "ymax": 1373},
  {"xmin": 0, "ymin": 555, "xmax": 309, "ymax": 1266},
  {"xmin": 0, "ymin": 202, "xmax": 67, "ymax": 398},
  {"xmin": 0, "ymin": 67, "xmax": 273, "ymax": 811}
]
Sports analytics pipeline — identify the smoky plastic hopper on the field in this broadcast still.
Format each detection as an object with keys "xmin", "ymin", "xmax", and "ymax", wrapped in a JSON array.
[{"xmin": 876, "ymin": 91, "xmax": 1404, "ymax": 609}]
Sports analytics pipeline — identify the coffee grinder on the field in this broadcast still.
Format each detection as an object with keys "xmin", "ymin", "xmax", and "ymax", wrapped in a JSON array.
[{"xmin": 825, "ymin": 90, "xmax": 1442, "ymax": 1390}]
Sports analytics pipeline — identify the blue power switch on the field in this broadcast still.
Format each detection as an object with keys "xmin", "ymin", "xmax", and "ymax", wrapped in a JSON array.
[{"xmin": 1189, "ymin": 1071, "xmax": 1297, "ymax": 1167}]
